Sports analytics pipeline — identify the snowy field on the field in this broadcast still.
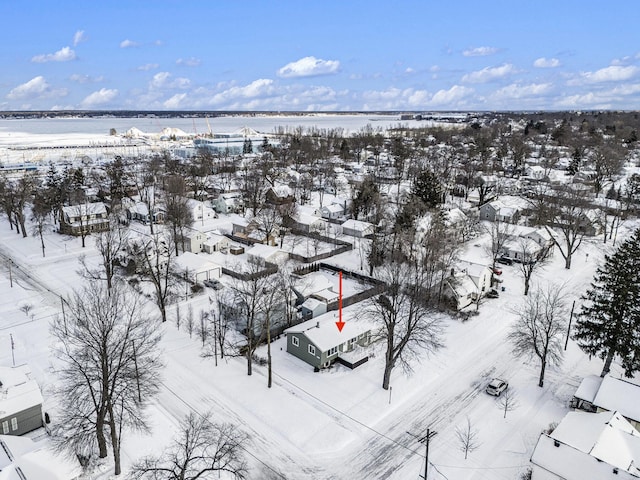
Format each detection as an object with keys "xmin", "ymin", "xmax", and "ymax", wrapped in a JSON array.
[{"xmin": 1, "ymin": 208, "xmax": 636, "ymax": 480}]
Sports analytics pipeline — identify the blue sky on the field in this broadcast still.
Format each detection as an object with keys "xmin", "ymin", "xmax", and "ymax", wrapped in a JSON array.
[{"xmin": 2, "ymin": 1, "xmax": 639, "ymax": 111}]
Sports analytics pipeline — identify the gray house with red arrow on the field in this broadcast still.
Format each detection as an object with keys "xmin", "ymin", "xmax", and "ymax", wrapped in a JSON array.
[{"xmin": 284, "ymin": 311, "xmax": 372, "ymax": 370}]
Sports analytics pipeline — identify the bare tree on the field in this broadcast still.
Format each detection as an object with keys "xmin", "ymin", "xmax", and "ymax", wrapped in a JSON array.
[
  {"xmin": 186, "ymin": 304, "xmax": 195, "ymax": 338},
  {"xmin": 134, "ymin": 231, "xmax": 176, "ymax": 323},
  {"xmin": 484, "ymin": 219, "xmax": 513, "ymax": 285},
  {"xmin": 197, "ymin": 311, "xmax": 209, "ymax": 347},
  {"xmin": 223, "ymin": 257, "xmax": 278, "ymax": 376},
  {"xmin": 51, "ymin": 281, "xmax": 161, "ymax": 475},
  {"xmin": 30, "ymin": 187, "xmax": 52, "ymax": 257},
  {"xmin": 164, "ymin": 175, "xmax": 194, "ymax": 256},
  {"xmin": 538, "ymin": 185, "xmax": 593, "ymax": 269},
  {"xmin": 456, "ymin": 417, "xmax": 480, "ymax": 459},
  {"xmin": 368, "ymin": 259, "xmax": 445, "ymax": 390},
  {"xmin": 517, "ymin": 239, "xmax": 550, "ymax": 296},
  {"xmin": 130, "ymin": 412, "xmax": 248, "ymax": 480},
  {"xmin": 79, "ymin": 213, "xmax": 129, "ymax": 291},
  {"xmin": 497, "ymin": 387, "xmax": 519, "ymax": 418},
  {"xmin": 508, "ymin": 284, "xmax": 567, "ymax": 387}
]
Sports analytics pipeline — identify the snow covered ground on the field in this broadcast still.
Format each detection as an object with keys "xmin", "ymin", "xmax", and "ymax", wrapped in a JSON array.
[{"xmin": 1, "ymin": 209, "xmax": 636, "ymax": 480}]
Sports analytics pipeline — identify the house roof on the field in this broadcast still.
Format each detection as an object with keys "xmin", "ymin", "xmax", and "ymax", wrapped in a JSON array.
[
  {"xmin": 531, "ymin": 409, "xmax": 640, "ymax": 479},
  {"xmin": 285, "ymin": 310, "xmax": 372, "ymax": 352},
  {"xmin": 446, "ymin": 273, "xmax": 478, "ymax": 298},
  {"xmin": 0, "ymin": 365, "xmax": 43, "ymax": 419},
  {"xmin": 61, "ymin": 202, "xmax": 107, "ymax": 217},
  {"xmin": 593, "ymin": 375, "xmax": 640, "ymax": 422},
  {"xmin": 0, "ymin": 435, "xmax": 82, "ymax": 480},
  {"xmin": 574, "ymin": 374, "xmax": 604, "ymax": 403},
  {"xmin": 341, "ymin": 219, "xmax": 373, "ymax": 231},
  {"xmin": 174, "ymin": 252, "xmax": 221, "ymax": 274},
  {"xmin": 322, "ymin": 203, "xmax": 344, "ymax": 213}
]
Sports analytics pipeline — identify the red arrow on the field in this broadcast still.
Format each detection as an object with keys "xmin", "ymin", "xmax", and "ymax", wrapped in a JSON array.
[{"xmin": 336, "ymin": 270, "xmax": 345, "ymax": 332}]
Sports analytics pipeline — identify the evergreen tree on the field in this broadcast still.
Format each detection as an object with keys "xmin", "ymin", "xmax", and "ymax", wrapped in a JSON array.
[
  {"xmin": 574, "ymin": 229, "xmax": 640, "ymax": 377},
  {"xmin": 412, "ymin": 169, "xmax": 443, "ymax": 210}
]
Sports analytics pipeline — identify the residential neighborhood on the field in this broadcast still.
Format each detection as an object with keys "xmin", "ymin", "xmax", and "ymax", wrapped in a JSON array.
[{"xmin": 1, "ymin": 108, "xmax": 640, "ymax": 480}]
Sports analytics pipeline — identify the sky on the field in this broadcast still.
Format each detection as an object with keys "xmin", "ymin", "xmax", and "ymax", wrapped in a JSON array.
[{"xmin": 1, "ymin": 1, "xmax": 639, "ymax": 112}]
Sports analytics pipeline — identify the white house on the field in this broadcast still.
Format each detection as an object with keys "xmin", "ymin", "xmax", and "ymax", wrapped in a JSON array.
[
  {"xmin": 202, "ymin": 233, "xmax": 230, "ymax": 254},
  {"xmin": 60, "ymin": 202, "xmax": 110, "ymax": 235},
  {"xmin": 318, "ymin": 203, "xmax": 345, "ymax": 220},
  {"xmin": 187, "ymin": 199, "xmax": 217, "ymax": 223},
  {"xmin": 179, "ymin": 228, "xmax": 208, "ymax": 253},
  {"xmin": 479, "ymin": 200, "xmax": 520, "ymax": 223},
  {"xmin": 444, "ymin": 262, "xmax": 493, "ymax": 310},
  {"xmin": 530, "ymin": 410, "xmax": 640, "ymax": 480},
  {"xmin": 292, "ymin": 212, "xmax": 328, "ymax": 234},
  {"xmin": 212, "ymin": 192, "xmax": 243, "ymax": 214},
  {"xmin": 174, "ymin": 251, "xmax": 222, "ymax": 283}
]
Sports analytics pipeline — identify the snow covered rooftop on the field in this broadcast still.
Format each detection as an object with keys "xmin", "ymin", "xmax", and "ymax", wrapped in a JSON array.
[
  {"xmin": 0, "ymin": 435, "xmax": 82, "ymax": 480},
  {"xmin": 285, "ymin": 309, "xmax": 373, "ymax": 352},
  {"xmin": 593, "ymin": 375, "xmax": 640, "ymax": 422},
  {"xmin": 0, "ymin": 365, "xmax": 43, "ymax": 418},
  {"xmin": 174, "ymin": 252, "xmax": 221, "ymax": 273},
  {"xmin": 574, "ymin": 374, "xmax": 604, "ymax": 403}
]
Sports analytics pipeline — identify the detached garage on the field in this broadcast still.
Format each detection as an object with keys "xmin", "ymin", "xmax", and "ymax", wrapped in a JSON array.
[{"xmin": 174, "ymin": 251, "xmax": 222, "ymax": 283}]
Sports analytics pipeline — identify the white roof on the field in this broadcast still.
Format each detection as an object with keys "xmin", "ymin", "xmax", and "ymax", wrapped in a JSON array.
[
  {"xmin": 0, "ymin": 365, "xmax": 43, "ymax": 418},
  {"xmin": 534, "ymin": 409, "xmax": 640, "ymax": 478},
  {"xmin": 296, "ymin": 212, "xmax": 325, "ymax": 226},
  {"xmin": 285, "ymin": 309, "xmax": 372, "ymax": 352},
  {"xmin": 574, "ymin": 375, "xmax": 604, "ymax": 403},
  {"xmin": 593, "ymin": 375, "xmax": 640, "ymax": 422},
  {"xmin": 62, "ymin": 201, "xmax": 107, "ymax": 216},
  {"xmin": 248, "ymin": 244, "xmax": 284, "ymax": 261},
  {"xmin": 322, "ymin": 203, "xmax": 344, "ymax": 213},
  {"xmin": 174, "ymin": 252, "xmax": 221, "ymax": 273},
  {"xmin": 341, "ymin": 219, "xmax": 374, "ymax": 231},
  {"xmin": 0, "ymin": 435, "xmax": 82, "ymax": 480}
]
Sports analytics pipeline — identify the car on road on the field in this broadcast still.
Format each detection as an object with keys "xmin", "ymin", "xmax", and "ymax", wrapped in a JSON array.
[
  {"xmin": 497, "ymin": 256, "xmax": 513, "ymax": 265},
  {"xmin": 486, "ymin": 378, "xmax": 508, "ymax": 396},
  {"xmin": 203, "ymin": 279, "xmax": 223, "ymax": 290}
]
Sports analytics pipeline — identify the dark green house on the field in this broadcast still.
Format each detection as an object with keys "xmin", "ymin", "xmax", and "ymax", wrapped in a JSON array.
[{"xmin": 284, "ymin": 312, "xmax": 371, "ymax": 370}]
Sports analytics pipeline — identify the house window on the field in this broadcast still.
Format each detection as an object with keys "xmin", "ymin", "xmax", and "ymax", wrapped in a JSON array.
[
  {"xmin": 292, "ymin": 336, "xmax": 299, "ymax": 347},
  {"xmin": 328, "ymin": 346, "xmax": 338, "ymax": 356},
  {"xmin": 308, "ymin": 344, "xmax": 316, "ymax": 356},
  {"xmin": 349, "ymin": 338, "xmax": 357, "ymax": 348},
  {"xmin": 11, "ymin": 417, "xmax": 17, "ymax": 431},
  {"xmin": 1, "ymin": 421, "xmax": 8, "ymax": 434}
]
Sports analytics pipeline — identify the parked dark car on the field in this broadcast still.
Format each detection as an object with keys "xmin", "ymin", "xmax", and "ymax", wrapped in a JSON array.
[
  {"xmin": 486, "ymin": 289, "xmax": 499, "ymax": 298},
  {"xmin": 497, "ymin": 256, "xmax": 514, "ymax": 265},
  {"xmin": 203, "ymin": 279, "xmax": 223, "ymax": 290}
]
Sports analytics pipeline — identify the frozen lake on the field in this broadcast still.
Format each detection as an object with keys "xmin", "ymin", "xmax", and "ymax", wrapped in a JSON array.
[{"xmin": 0, "ymin": 113, "xmax": 420, "ymax": 137}]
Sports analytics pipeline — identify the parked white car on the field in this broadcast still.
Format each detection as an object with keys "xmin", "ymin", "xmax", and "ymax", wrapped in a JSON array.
[{"xmin": 486, "ymin": 378, "xmax": 508, "ymax": 396}]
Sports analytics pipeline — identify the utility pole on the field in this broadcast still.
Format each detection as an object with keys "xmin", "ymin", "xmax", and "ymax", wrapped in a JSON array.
[
  {"xmin": 408, "ymin": 428, "xmax": 437, "ymax": 479},
  {"xmin": 565, "ymin": 300, "xmax": 575, "ymax": 351},
  {"xmin": 10, "ymin": 334, "xmax": 15, "ymax": 366}
]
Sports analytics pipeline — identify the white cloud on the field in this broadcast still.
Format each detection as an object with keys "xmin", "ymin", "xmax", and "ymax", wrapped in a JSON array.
[
  {"xmin": 533, "ymin": 57, "xmax": 560, "ymax": 68},
  {"xmin": 461, "ymin": 64, "xmax": 518, "ymax": 83},
  {"xmin": 73, "ymin": 30, "xmax": 87, "ymax": 46},
  {"xmin": 163, "ymin": 93, "xmax": 187, "ymax": 109},
  {"xmin": 176, "ymin": 57, "xmax": 201, "ymax": 67},
  {"xmin": 211, "ymin": 79, "xmax": 275, "ymax": 104},
  {"xmin": 7, "ymin": 76, "xmax": 67, "ymax": 100},
  {"xmin": 80, "ymin": 88, "xmax": 118, "ymax": 108},
  {"xmin": 405, "ymin": 67, "xmax": 415, "ymax": 74},
  {"xmin": 430, "ymin": 85, "xmax": 474, "ymax": 106},
  {"xmin": 277, "ymin": 56, "xmax": 340, "ymax": 78},
  {"xmin": 31, "ymin": 46, "xmax": 76, "ymax": 63},
  {"xmin": 149, "ymin": 72, "xmax": 191, "ymax": 90},
  {"xmin": 120, "ymin": 39, "xmax": 139, "ymax": 48},
  {"xmin": 463, "ymin": 46, "xmax": 498, "ymax": 57},
  {"xmin": 69, "ymin": 74, "xmax": 104, "ymax": 84},
  {"xmin": 579, "ymin": 65, "xmax": 639, "ymax": 83},
  {"xmin": 491, "ymin": 82, "xmax": 553, "ymax": 100},
  {"xmin": 137, "ymin": 63, "xmax": 159, "ymax": 71}
]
